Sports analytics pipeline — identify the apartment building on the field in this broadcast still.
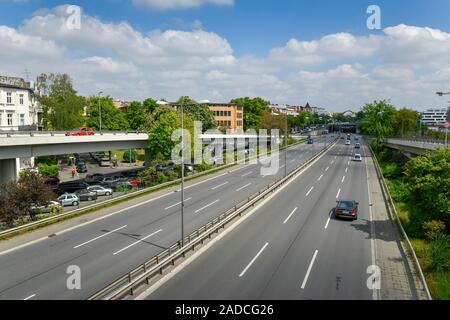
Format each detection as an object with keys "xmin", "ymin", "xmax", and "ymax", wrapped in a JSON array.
[
  {"xmin": 0, "ymin": 75, "xmax": 42, "ymax": 131},
  {"xmin": 207, "ymin": 103, "xmax": 244, "ymax": 132},
  {"xmin": 421, "ymin": 108, "xmax": 449, "ymax": 127}
]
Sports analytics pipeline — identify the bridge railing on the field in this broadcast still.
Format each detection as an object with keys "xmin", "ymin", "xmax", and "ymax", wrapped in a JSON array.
[
  {"xmin": 387, "ymin": 136, "xmax": 445, "ymax": 145},
  {"xmin": 0, "ymin": 131, "xmax": 150, "ymax": 138}
]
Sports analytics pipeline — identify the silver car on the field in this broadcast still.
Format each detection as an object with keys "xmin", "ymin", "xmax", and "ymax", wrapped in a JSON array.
[
  {"xmin": 87, "ymin": 185, "xmax": 113, "ymax": 196},
  {"xmin": 58, "ymin": 194, "xmax": 80, "ymax": 207},
  {"xmin": 354, "ymin": 154, "xmax": 362, "ymax": 162}
]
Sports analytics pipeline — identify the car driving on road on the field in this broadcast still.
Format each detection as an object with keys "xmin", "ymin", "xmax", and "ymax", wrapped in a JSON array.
[
  {"xmin": 335, "ymin": 199, "xmax": 359, "ymax": 220},
  {"xmin": 65, "ymin": 127, "xmax": 95, "ymax": 136},
  {"xmin": 353, "ymin": 154, "xmax": 362, "ymax": 162},
  {"xmin": 345, "ymin": 140, "xmax": 351, "ymax": 145}
]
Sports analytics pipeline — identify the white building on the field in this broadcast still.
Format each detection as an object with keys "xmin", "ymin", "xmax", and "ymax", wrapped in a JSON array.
[
  {"xmin": 420, "ymin": 108, "xmax": 448, "ymax": 127},
  {"xmin": 0, "ymin": 76, "xmax": 42, "ymax": 131}
]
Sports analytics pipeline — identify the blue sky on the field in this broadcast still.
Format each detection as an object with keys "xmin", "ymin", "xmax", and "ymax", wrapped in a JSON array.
[{"xmin": 0, "ymin": 0, "xmax": 450, "ymax": 111}]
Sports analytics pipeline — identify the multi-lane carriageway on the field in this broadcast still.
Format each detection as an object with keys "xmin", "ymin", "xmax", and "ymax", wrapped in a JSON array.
[
  {"xmin": 0, "ymin": 136, "xmax": 335, "ymax": 300},
  {"xmin": 144, "ymin": 139, "xmax": 380, "ymax": 300}
]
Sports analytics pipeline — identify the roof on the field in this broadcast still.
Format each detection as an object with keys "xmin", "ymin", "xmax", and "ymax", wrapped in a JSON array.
[{"xmin": 0, "ymin": 76, "xmax": 32, "ymax": 91}]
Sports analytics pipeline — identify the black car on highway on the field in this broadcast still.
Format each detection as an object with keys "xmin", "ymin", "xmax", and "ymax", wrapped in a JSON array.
[{"xmin": 335, "ymin": 199, "xmax": 359, "ymax": 220}]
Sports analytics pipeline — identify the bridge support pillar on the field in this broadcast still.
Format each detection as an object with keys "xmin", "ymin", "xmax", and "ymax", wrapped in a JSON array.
[{"xmin": 0, "ymin": 158, "xmax": 20, "ymax": 184}]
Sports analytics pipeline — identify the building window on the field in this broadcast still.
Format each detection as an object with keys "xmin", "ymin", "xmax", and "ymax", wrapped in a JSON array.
[
  {"xmin": 237, "ymin": 113, "xmax": 242, "ymax": 119},
  {"xmin": 7, "ymin": 113, "xmax": 13, "ymax": 126},
  {"xmin": 6, "ymin": 92, "xmax": 12, "ymax": 104},
  {"xmin": 20, "ymin": 114, "xmax": 25, "ymax": 126},
  {"xmin": 19, "ymin": 94, "xmax": 24, "ymax": 105},
  {"xmin": 237, "ymin": 121, "xmax": 243, "ymax": 127}
]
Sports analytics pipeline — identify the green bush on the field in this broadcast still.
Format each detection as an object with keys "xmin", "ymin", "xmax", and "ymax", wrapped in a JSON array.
[
  {"xmin": 38, "ymin": 164, "xmax": 59, "ymax": 177},
  {"xmin": 123, "ymin": 150, "xmax": 138, "ymax": 163},
  {"xmin": 35, "ymin": 156, "xmax": 58, "ymax": 166},
  {"xmin": 424, "ymin": 220, "xmax": 446, "ymax": 241},
  {"xmin": 388, "ymin": 180, "xmax": 410, "ymax": 203},
  {"xmin": 430, "ymin": 234, "xmax": 450, "ymax": 272}
]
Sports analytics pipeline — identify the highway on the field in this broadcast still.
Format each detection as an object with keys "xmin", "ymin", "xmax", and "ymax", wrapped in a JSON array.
[
  {"xmin": 0, "ymin": 135, "xmax": 333, "ymax": 300},
  {"xmin": 145, "ymin": 139, "xmax": 377, "ymax": 300}
]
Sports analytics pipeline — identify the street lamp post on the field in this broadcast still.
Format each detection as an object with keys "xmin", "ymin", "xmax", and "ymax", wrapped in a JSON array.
[
  {"xmin": 180, "ymin": 101, "xmax": 185, "ymax": 247},
  {"xmin": 435, "ymin": 92, "xmax": 450, "ymax": 148},
  {"xmin": 285, "ymin": 113, "xmax": 288, "ymax": 178},
  {"xmin": 98, "ymin": 91, "xmax": 103, "ymax": 132}
]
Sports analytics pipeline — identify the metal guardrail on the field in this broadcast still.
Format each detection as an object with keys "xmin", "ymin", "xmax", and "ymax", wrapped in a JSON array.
[
  {"xmin": 367, "ymin": 141, "xmax": 432, "ymax": 300},
  {"xmin": 0, "ymin": 137, "xmax": 311, "ymax": 239},
  {"xmin": 88, "ymin": 137, "xmax": 338, "ymax": 300},
  {"xmin": 387, "ymin": 137, "xmax": 445, "ymax": 145}
]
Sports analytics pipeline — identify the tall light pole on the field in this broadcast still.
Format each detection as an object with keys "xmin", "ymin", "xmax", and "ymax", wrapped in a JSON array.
[
  {"xmin": 435, "ymin": 92, "xmax": 450, "ymax": 148},
  {"xmin": 98, "ymin": 91, "xmax": 103, "ymax": 132},
  {"xmin": 284, "ymin": 113, "xmax": 288, "ymax": 178},
  {"xmin": 180, "ymin": 100, "xmax": 185, "ymax": 247}
]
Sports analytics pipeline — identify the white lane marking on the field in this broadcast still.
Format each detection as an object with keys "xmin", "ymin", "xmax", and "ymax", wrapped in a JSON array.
[
  {"xmin": 164, "ymin": 198, "xmax": 192, "ymax": 210},
  {"xmin": 324, "ymin": 217, "xmax": 331, "ymax": 229},
  {"xmin": 280, "ymin": 164, "xmax": 286, "ymax": 169},
  {"xmin": 345, "ymin": 167, "xmax": 348, "ymax": 173},
  {"xmin": 317, "ymin": 174, "xmax": 324, "ymax": 181},
  {"xmin": 306, "ymin": 187, "xmax": 314, "ymax": 197},
  {"xmin": 211, "ymin": 181, "xmax": 229, "ymax": 190},
  {"xmin": 73, "ymin": 225, "xmax": 127, "ymax": 249},
  {"xmin": 301, "ymin": 250, "xmax": 319, "ymax": 289},
  {"xmin": 113, "ymin": 229, "xmax": 163, "ymax": 256},
  {"xmin": 325, "ymin": 166, "xmax": 330, "ymax": 172},
  {"xmin": 336, "ymin": 188, "xmax": 341, "ymax": 199},
  {"xmin": 195, "ymin": 199, "xmax": 220, "ymax": 214},
  {"xmin": 331, "ymin": 160, "xmax": 335, "ymax": 164},
  {"xmin": 241, "ymin": 171, "xmax": 253, "ymax": 177},
  {"xmin": 342, "ymin": 176, "xmax": 346, "ymax": 183},
  {"xmin": 348, "ymin": 161, "xmax": 350, "ymax": 166},
  {"xmin": 283, "ymin": 207, "xmax": 298, "ymax": 224},
  {"xmin": 24, "ymin": 294, "xmax": 36, "ymax": 300},
  {"xmin": 236, "ymin": 183, "xmax": 252, "ymax": 192},
  {"xmin": 239, "ymin": 242, "xmax": 269, "ymax": 277}
]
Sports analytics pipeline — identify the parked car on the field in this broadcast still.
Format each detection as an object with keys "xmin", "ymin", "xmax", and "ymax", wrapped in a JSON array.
[
  {"xmin": 65, "ymin": 127, "xmax": 95, "ymax": 136},
  {"xmin": 76, "ymin": 161, "xmax": 88, "ymax": 173},
  {"xmin": 99, "ymin": 158, "xmax": 110, "ymax": 167},
  {"xmin": 334, "ymin": 199, "xmax": 359, "ymax": 220},
  {"xmin": 85, "ymin": 173, "xmax": 105, "ymax": 184},
  {"xmin": 87, "ymin": 185, "xmax": 113, "ymax": 196},
  {"xmin": 99, "ymin": 176, "xmax": 122, "ymax": 187},
  {"xmin": 353, "ymin": 154, "xmax": 362, "ymax": 162},
  {"xmin": 58, "ymin": 194, "xmax": 80, "ymax": 207},
  {"xmin": 44, "ymin": 176, "xmax": 60, "ymax": 190},
  {"xmin": 57, "ymin": 181, "xmax": 90, "ymax": 195},
  {"xmin": 75, "ymin": 189, "xmax": 98, "ymax": 201},
  {"xmin": 30, "ymin": 201, "xmax": 62, "ymax": 216}
]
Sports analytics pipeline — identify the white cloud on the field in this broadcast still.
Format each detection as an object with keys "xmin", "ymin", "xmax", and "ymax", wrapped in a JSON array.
[
  {"xmin": 132, "ymin": 0, "xmax": 234, "ymax": 11},
  {"xmin": 1, "ymin": 5, "xmax": 450, "ymax": 111}
]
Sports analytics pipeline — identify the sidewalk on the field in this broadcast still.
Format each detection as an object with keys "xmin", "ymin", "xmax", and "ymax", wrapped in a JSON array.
[{"xmin": 366, "ymin": 149, "xmax": 428, "ymax": 300}]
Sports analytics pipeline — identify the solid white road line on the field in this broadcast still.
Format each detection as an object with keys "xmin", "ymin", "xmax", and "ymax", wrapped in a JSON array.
[
  {"xmin": 113, "ymin": 229, "xmax": 163, "ymax": 256},
  {"xmin": 211, "ymin": 181, "xmax": 229, "ymax": 190},
  {"xmin": 164, "ymin": 198, "xmax": 192, "ymax": 210},
  {"xmin": 325, "ymin": 166, "xmax": 330, "ymax": 172},
  {"xmin": 342, "ymin": 176, "xmax": 346, "ymax": 183},
  {"xmin": 73, "ymin": 225, "xmax": 127, "ymax": 249},
  {"xmin": 301, "ymin": 250, "xmax": 319, "ymax": 289},
  {"xmin": 306, "ymin": 187, "xmax": 314, "ymax": 197},
  {"xmin": 241, "ymin": 171, "xmax": 253, "ymax": 177},
  {"xmin": 239, "ymin": 242, "xmax": 269, "ymax": 278},
  {"xmin": 23, "ymin": 294, "xmax": 36, "ymax": 300},
  {"xmin": 195, "ymin": 199, "xmax": 220, "ymax": 214},
  {"xmin": 317, "ymin": 174, "xmax": 324, "ymax": 181},
  {"xmin": 336, "ymin": 188, "xmax": 341, "ymax": 199},
  {"xmin": 236, "ymin": 183, "xmax": 252, "ymax": 192},
  {"xmin": 283, "ymin": 207, "xmax": 298, "ymax": 224}
]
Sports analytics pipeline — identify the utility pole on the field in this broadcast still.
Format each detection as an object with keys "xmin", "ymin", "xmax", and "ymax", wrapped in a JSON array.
[
  {"xmin": 435, "ymin": 92, "xmax": 450, "ymax": 148},
  {"xmin": 285, "ymin": 113, "xmax": 288, "ymax": 178}
]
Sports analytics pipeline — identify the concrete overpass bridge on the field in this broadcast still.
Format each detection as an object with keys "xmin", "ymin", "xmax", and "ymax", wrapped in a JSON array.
[
  {"xmin": 384, "ymin": 138, "xmax": 446, "ymax": 158},
  {"xmin": 0, "ymin": 132, "xmax": 150, "ymax": 183}
]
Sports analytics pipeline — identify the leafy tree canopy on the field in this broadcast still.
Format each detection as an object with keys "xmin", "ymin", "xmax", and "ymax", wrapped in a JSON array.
[{"xmin": 230, "ymin": 97, "xmax": 270, "ymax": 130}]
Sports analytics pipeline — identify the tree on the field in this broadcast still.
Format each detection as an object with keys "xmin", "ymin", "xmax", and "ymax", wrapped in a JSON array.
[
  {"xmin": 140, "ymin": 104, "xmax": 173, "ymax": 132},
  {"xmin": 404, "ymin": 148, "xmax": 450, "ymax": 230},
  {"xmin": 392, "ymin": 108, "xmax": 420, "ymax": 137},
  {"xmin": 143, "ymin": 98, "xmax": 158, "ymax": 114},
  {"xmin": 230, "ymin": 97, "xmax": 270, "ymax": 130},
  {"xmin": 36, "ymin": 73, "xmax": 85, "ymax": 130},
  {"xmin": 148, "ymin": 111, "xmax": 194, "ymax": 160},
  {"xmin": 126, "ymin": 101, "xmax": 146, "ymax": 130},
  {"xmin": 0, "ymin": 170, "xmax": 55, "ymax": 226},
  {"xmin": 360, "ymin": 100, "xmax": 397, "ymax": 141},
  {"xmin": 86, "ymin": 96, "xmax": 129, "ymax": 131}
]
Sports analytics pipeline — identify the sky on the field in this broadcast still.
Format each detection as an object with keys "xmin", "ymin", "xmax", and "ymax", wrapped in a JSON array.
[{"xmin": 0, "ymin": 0, "xmax": 450, "ymax": 112}]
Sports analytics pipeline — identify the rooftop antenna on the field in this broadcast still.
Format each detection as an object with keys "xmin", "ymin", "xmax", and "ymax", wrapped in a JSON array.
[{"xmin": 24, "ymin": 68, "xmax": 31, "ymax": 82}]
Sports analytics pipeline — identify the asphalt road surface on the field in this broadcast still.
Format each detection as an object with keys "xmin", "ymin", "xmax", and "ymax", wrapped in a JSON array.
[
  {"xmin": 0, "ymin": 135, "xmax": 333, "ymax": 300},
  {"xmin": 146, "ymin": 139, "xmax": 378, "ymax": 300}
]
